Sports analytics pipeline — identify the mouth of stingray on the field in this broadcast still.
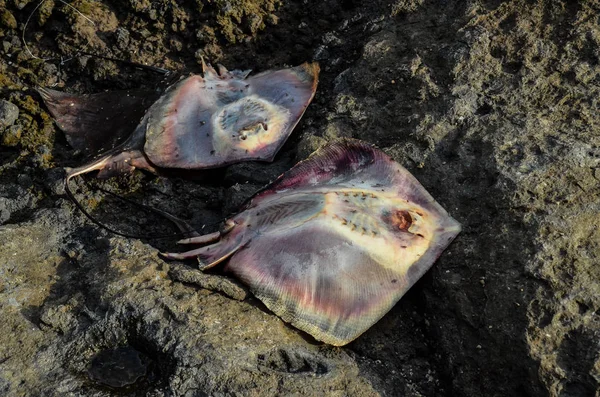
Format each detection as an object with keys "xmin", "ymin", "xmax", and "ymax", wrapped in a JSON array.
[{"xmin": 212, "ymin": 95, "xmax": 291, "ymax": 155}]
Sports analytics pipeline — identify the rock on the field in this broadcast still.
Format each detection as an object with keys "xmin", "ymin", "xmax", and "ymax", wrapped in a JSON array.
[
  {"xmin": 168, "ymin": 263, "xmax": 249, "ymax": 301},
  {"xmin": 88, "ymin": 346, "xmax": 150, "ymax": 388},
  {"xmin": 0, "ymin": 9, "xmax": 17, "ymax": 30},
  {"xmin": 1, "ymin": 124, "xmax": 21, "ymax": 146},
  {"xmin": 1, "ymin": 0, "xmax": 599, "ymax": 396},
  {"xmin": 296, "ymin": 134, "xmax": 327, "ymax": 160},
  {"xmin": 0, "ymin": 99, "xmax": 19, "ymax": 130}
]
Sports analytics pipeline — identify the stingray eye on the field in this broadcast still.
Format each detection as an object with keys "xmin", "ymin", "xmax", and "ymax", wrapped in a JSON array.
[{"xmin": 391, "ymin": 210, "xmax": 413, "ymax": 232}]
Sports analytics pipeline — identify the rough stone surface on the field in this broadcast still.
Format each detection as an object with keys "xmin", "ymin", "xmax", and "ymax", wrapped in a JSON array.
[
  {"xmin": 0, "ymin": 99, "xmax": 19, "ymax": 130},
  {"xmin": 1, "ymin": 0, "xmax": 599, "ymax": 396}
]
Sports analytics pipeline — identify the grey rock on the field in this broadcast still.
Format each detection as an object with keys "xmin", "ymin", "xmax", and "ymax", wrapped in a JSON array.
[
  {"xmin": 0, "ymin": 100, "xmax": 19, "ymax": 131},
  {"xmin": 1, "ymin": 0, "xmax": 599, "ymax": 396}
]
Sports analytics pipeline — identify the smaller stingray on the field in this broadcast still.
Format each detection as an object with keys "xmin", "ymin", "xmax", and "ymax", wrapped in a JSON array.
[
  {"xmin": 39, "ymin": 61, "xmax": 320, "ymax": 180},
  {"xmin": 163, "ymin": 139, "xmax": 461, "ymax": 346}
]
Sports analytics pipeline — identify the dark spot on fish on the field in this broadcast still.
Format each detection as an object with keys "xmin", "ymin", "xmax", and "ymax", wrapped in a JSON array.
[
  {"xmin": 416, "ymin": 233, "xmax": 424, "ymax": 238},
  {"xmin": 210, "ymin": 150, "xmax": 215, "ymax": 155},
  {"xmin": 391, "ymin": 279, "xmax": 397, "ymax": 283}
]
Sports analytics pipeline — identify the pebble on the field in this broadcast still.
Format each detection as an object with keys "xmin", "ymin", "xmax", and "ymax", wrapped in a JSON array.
[
  {"xmin": 2, "ymin": 125, "xmax": 22, "ymax": 146},
  {"xmin": 0, "ymin": 99, "xmax": 19, "ymax": 131}
]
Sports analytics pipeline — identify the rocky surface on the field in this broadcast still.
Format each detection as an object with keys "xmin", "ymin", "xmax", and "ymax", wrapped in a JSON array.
[{"xmin": 0, "ymin": 0, "xmax": 598, "ymax": 396}]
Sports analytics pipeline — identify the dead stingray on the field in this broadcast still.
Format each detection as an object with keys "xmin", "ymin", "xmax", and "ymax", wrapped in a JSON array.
[
  {"xmin": 163, "ymin": 139, "xmax": 461, "ymax": 346},
  {"xmin": 39, "ymin": 61, "xmax": 320, "ymax": 180}
]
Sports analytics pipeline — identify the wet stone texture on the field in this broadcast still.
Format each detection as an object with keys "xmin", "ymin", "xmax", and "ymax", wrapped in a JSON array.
[{"xmin": 0, "ymin": 0, "xmax": 598, "ymax": 396}]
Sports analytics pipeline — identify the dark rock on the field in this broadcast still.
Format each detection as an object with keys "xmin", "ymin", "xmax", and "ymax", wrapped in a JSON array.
[{"xmin": 88, "ymin": 346, "xmax": 150, "ymax": 388}]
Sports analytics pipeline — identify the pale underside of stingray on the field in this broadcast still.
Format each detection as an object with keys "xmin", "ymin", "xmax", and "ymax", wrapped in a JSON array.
[
  {"xmin": 163, "ymin": 139, "xmax": 461, "ymax": 346},
  {"xmin": 39, "ymin": 61, "xmax": 320, "ymax": 180}
]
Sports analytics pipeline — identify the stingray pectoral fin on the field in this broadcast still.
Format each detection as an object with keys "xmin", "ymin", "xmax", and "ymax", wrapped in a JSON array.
[
  {"xmin": 223, "ymin": 224, "xmax": 415, "ymax": 346},
  {"xmin": 256, "ymin": 138, "xmax": 453, "ymax": 217},
  {"xmin": 255, "ymin": 139, "xmax": 380, "ymax": 193},
  {"xmin": 38, "ymin": 87, "xmax": 160, "ymax": 154}
]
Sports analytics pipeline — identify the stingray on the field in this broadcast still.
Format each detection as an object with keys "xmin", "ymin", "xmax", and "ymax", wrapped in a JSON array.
[
  {"xmin": 39, "ymin": 61, "xmax": 320, "ymax": 180},
  {"xmin": 162, "ymin": 139, "xmax": 461, "ymax": 346}
]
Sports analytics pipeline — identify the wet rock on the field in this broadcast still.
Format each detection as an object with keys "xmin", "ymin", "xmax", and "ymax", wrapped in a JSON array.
[
  {"xmin": 168, "ymin": 263, "xmax": 249, "ymax": 301},
  {"xmin": 223, "ymin": 158, "xmax": 290, "ymax": 186},
  {"xmin": 88, "ymin": 346, "xmax": 150, "ymax": 388},
  {"xmin": 391, "ymin": 0, "xmax": 425, "ymax": 16},
  {"xmin": 223, "ymin": 182, "xmax": 262, "ymax": 214},
  {"xmin": 0, "ymin": 99, "xmax": 19, "ymax": 130},
  {"xmin": 1, "ymin": 0, "xmax": 599, "ymax": 396},
  {"xmin": 296, "ymin": 134, "xmax": 327, "ymax": 160}
]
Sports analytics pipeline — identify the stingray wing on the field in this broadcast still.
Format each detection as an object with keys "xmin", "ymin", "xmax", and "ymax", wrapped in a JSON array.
[
  {"xmin": 143, "ymin": 62, "xmax": 319, "ymax": 169},
  {"xmin": 38, "ymin": 87, "xmax": 161, "ymax": 154},
  {"xmin": 217, "ymin": 139, "xmax": 461, "ymax": 345},
  {"xmin": 225, "ymin": 220, "xmax": 416, "ymax": 346}
]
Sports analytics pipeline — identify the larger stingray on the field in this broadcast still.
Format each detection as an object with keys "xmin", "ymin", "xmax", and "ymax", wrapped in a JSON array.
[
  {"xmin": 39, "ymin": 61, "xmax": 320, "ymax": 180},
  {"xmin": 163, "ymin": 139, "xmax": 461, "ymax": 346}
]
